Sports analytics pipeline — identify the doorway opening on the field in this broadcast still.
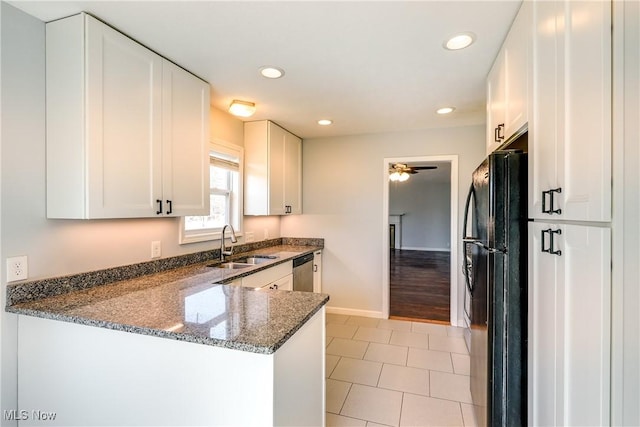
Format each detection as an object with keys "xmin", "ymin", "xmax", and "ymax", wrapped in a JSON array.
[{"xmin": 382, "ymin": 155, "xmax": 459, "ymax": 325}]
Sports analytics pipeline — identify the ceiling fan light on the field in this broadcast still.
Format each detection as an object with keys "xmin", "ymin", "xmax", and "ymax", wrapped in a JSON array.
[
  {"xmin": 399, "ymin": 172, "xmax": 410, "ymax": 182},
  {"xmin": 228, "ymin": 100, "xmax": 256, "ymax": 117},
  {"xmin": 389, "ymin": 171, "xmax": 401, "ymax": 182}
]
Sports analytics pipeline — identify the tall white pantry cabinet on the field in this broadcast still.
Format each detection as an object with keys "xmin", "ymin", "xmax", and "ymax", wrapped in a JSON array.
[
  {"xmin": 46, "ymin": 13, "xmax": 210, "ymax": 219},
  {"xmin": 527, "ymin": 1, "xmax": 612, "ymax": 426}
]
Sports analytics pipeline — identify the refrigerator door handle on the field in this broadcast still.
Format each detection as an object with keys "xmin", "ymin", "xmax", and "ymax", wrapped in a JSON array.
[
  {"xmin": 464, "ymin": 238, "xmax": 505, "ymax": 253},
  {"xmin": 462, "ymin": 184, "xmax": 475, "ymax": 293}
]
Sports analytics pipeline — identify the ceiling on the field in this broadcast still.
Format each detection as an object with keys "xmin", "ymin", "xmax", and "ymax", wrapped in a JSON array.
[{"xmin": 9, "ymin": 0, "xmax": 522, "ymax": 139}]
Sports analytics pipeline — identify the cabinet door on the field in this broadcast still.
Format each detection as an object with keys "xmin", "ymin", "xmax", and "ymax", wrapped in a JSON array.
[
  {"xmin": 503, "ymin": 0, "xmax": 530, "ymax": 139},
  {"xmin": 528, "ymin": 222, "xmax": 611, "ymax": 426},
  {"xmin": 162, "ymin": 60, "xmax": 210, "ymax": 216},
  {"xmin": 486, "ymin": 53, "xmax": 506, "ymax": 155},
  {"xmin": 558, "ymin": 0, "xmax": 611, "ymax": 222},
  {"xmin": 267, "ymin": 274, "xmax": 293, "ymax": 291},
  {"xmin": 268, "ymin": 122, "xmax": 287, "ymax": 215},
  {"xmin": 284, "ymin": 131, "xmax": 302, "ymax": 214},
  {"xmin": 85, "ymin": 15, "xmax": 163, "ymax": 218},
  {"xmin": 312, "ymin": 251, "xmax": 322, "ymax": 293},
  {"xmin": 530, "ymin": 1, "xmax": 611, "ymax": 222},
  {"xmin": 529, "ymin": 1, "xmax": 560, "ymax": 219}
]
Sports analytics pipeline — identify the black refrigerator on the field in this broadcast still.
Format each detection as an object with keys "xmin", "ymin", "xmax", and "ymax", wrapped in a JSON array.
[{"xmin": 462, "ymin": 150, "xmax": 527, "ymax": 427}]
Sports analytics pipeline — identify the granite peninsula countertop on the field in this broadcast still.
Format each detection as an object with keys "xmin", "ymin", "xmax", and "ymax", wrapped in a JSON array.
[{"xmin": 6, "ymin": 240, "xmax": 328, "ymax": 354}]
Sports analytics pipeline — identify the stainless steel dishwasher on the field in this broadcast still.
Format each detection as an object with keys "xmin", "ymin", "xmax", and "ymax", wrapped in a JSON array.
[{"xmin": 293, "ymin": 253, "xmax": 314, "ymax": 292}]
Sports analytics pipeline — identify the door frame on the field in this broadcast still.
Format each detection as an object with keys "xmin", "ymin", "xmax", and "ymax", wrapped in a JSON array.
[{"xmin": 381, "ymin": 155, "xmax": 460, "ymax": 325}]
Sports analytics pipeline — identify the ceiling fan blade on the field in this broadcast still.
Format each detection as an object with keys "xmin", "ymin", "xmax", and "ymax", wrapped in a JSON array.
[{"xmin": 411, "ymin": 166, "xmax": 438, "ymax": 170}]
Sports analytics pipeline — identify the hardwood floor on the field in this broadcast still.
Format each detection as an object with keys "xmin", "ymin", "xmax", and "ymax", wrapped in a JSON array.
[{"xmin": 389, "ymin": 249, "xmax": 450, "ymax": 322}]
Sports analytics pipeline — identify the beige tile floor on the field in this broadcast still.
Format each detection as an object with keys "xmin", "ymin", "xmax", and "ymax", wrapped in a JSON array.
[{"xmin": 325, "ymin": 314, "xmax": 477, "ymax": 427}]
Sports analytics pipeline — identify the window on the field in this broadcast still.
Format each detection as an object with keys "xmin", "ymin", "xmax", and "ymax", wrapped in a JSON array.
[{"xmin": 179, "ymin": 140, "xmax": 243, "ymax": 244}]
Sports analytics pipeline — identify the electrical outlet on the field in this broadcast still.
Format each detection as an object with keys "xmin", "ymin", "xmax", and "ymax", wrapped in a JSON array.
[
  {"xmin": 245, "ymin": 231, "xmax": 255, "ymax": 243},
  {"xmin": 6, "ymin": 256, "xmax": 28, "ymax": 282},
  {"xmin": 151, "ymin": 241, "xmax": 161, "ymax": 259}
]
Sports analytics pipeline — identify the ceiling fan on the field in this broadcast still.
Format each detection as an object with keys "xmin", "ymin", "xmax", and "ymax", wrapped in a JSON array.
[{"xmin": 388, "ymin": 163, "xmax": 437, "ymax": 182}]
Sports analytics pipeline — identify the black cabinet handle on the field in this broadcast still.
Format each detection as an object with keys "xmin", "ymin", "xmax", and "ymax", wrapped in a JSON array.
[
  {"xmin": 541, "ymin": 228, "xmax": 562, "ymax": 256},
  {"xmin": 166, "ymin": 200, "xmax": 173, "ymax": 215},
  {"xmin": 285, "ymin": 205, "xmax": 292, "ymax": 214},
  {"xmin": 497, "ymin": 123, "xmax": 505, "ymax": 141},
  {"xmin": 494, "ymin": 127, "xmax": 500, "ymax": 143},
  {"xmin": 541, "ymin": 188, "xmax": 562, "ymax": 215},
  {"xmin": 156, "ymin": 199, "xmax": 163, "ymax": 215},
  {"xmin": 541, "ymin": 229, "xmax": 551, "ymax": 253},
  {"xmin": 550, "ymin": 229, "xmax": 562, "ymax": 256},
  {"xmin": 313, "ymin": 264, "xmax": 318, "ymax": 273}
]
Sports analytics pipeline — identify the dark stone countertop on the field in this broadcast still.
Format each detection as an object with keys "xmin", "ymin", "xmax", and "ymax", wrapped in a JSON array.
[{"xmin": 6, "ymin": 241, "xmax": 328, "ymax": 354}]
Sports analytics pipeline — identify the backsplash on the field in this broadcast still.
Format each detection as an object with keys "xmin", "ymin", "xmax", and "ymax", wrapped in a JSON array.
[{"xmin": 6, "ymin": 237, "xmax": 323, "ymax": 306}]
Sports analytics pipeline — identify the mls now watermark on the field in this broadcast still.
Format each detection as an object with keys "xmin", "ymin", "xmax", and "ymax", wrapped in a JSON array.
[{"xmin": 4, "ymin": 409, "xmax": 57, "ymax": 421}]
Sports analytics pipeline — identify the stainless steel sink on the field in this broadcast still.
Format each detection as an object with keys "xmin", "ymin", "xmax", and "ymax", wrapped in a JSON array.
[
  {"xmin": 207, "ymin": 254, "xmax": 278, "ymax": 269},
  {"xmin": 212, "ymin": 262, "xmax": 252, "ymax": 269},
  {"xmin": 237, "ymin": 257, "xmax": 273, "ymax": 265}
]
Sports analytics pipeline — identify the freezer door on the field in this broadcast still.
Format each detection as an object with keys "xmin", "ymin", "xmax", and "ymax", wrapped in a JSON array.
[
  {"xmin": 466, "ymin": 158, "xmax": 491, "ymax": 427},
  {"xmin": 487, "ymin": 150, "xmax": 528, "ymax": 426}
]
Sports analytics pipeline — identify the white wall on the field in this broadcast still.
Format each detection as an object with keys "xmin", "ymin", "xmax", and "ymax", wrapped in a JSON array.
[
  {"xmin": 0, "ymin": 3, "xmax": 281, "ymax": 416},
  {"xmin": 389, "ymin": 165, "xmax": 451, "ymax": 251},
  {"xmin": 281, "ymin": 126, "xmax": 485, "ymax": 318}
]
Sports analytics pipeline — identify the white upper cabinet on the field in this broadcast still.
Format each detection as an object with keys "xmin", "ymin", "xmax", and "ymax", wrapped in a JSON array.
[
  {"xmin": 529, "ymin": 1, "xmax": 612, "ymax": 221},
  {"xmin": 46, "ymin": 13, "xmax": 209, "ymax": 219},
  {"xmin": 161, "ymin": 61, "xmax": 210, "ymax": 217},
  {"xmin": 486, "ymin": 1, "xmax": 531, "ymax": 154},
  {"xmin": 244, "ymin": 120, "xmax": 302, "ymax": 216}
]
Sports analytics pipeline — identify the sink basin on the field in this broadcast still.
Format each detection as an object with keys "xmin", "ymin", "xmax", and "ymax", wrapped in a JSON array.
[
  {"xmin": 207, "ymin": 255, "xmax": 278, "ymax": 269},
  {"xmin": 211, "ymin": 262, "xmax": 252, "ymax": 269},
  {"xmin": 237, "ymin": 257, "xmax": 274, "ymax": 265}
]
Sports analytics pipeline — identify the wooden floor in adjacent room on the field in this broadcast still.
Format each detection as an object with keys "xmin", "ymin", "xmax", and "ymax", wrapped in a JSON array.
[{"xmin": 390, "ymin": 249, "xmax": 451, "ymax": 323}]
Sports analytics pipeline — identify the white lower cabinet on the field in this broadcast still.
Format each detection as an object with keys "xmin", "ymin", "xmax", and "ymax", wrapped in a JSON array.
[
  {"xmin": 313, "ymin": 250, "xmax": 322, "ymax": 293},
  {"xmin": 528, "ymin": 222, "xmax": 611, "ymax": 426},
  {"xmin": 17, "ymin": 309, "xmax": 325, "ymax": 426},
  {"xmin": 241, "ymin": 261, "xmax": 293, "ymax": 289},
  {"xmin": 261, "ymin": 274, "xmax": 293, "ymax": 291}
]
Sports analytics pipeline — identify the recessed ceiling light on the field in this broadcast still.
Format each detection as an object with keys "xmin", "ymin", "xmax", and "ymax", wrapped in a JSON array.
[
  {"xmin": 436, "ymin": 107, "xmax": 455, "ymax": 115},
  {"xmin": 318, "ymin": 119, "xmax": 333, "ymax": 126},
  {"xmin": 260, "ymin": 66, "xmax": 285, "ymax": 79},
  {"xmin": 444, "ymin": 33, "xmax": 475, "ymax": 50}
]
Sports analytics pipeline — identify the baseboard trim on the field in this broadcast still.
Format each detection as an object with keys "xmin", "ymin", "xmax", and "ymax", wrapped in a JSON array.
[
  {"xmin": 398, "ymin": 246, "xmax": 451, "ymax": 252},
  {"xmin": 325, "ymin": 306, "xmax": 384, "ymax": 319}
]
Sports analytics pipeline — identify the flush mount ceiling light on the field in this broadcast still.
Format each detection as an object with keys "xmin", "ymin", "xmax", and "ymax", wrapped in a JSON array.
[
  {"xmin": 318, "ymin": 119, "xmax": 333, "ymax": 126},
  {"xmin": 444, "ymin": 32, "xmax": 475, "ymax": 50},
  {"xmin": 437, "ymin": 107, "xmax": 456, "ymax": 115},
  {"xmin": 260, "ymin": 66, "xmax": 285, "ymax": 79},
  {"xmin": 228, "ymin": 100, "xmax": 256, "ymax": 117}
]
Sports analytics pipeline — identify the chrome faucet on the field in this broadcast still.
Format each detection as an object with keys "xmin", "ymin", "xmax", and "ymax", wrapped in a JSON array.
[{"xmin": 220, "ymin": 224, "xmax": 238, "ymax": 261}]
